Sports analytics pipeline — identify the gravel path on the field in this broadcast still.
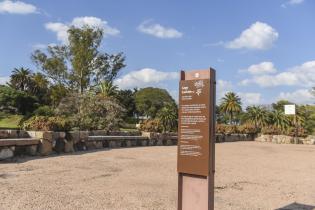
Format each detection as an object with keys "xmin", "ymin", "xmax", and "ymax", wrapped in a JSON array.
[{"xmin": 1, "ymin": 142, "xmax": 315, "ymax": 210}]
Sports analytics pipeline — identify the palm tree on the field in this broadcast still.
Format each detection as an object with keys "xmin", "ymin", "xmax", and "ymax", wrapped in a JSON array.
[
  {"xmin": 9, "ymin": 67, "xmax": 33, "ymax": 91},
  {"xmin": 269, "ymin": 110, "xmax": 290, "ymax": 131},
  {"xmin": 245, "ymin": 106, "xmax": 269, "ymax": 129},
  {"xmin": 220, "ymin": 92, "xmax": 242, "ymax": 125},
  {"xmin": 157, "ymin": 103, "xmax": 178, "ymax": 132},
  {"xmin": 98, "ymin": 81, "xmax": 118, "ymax": 98},
  {"xmin": 31, "ymin": 73, "xmax": 49, "ymax": 95}
]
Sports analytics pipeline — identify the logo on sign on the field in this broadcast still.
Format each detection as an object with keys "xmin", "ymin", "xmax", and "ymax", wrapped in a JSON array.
[{"xmin": 194, "ymin": 80, "xmax": 204, "ymax": 96}]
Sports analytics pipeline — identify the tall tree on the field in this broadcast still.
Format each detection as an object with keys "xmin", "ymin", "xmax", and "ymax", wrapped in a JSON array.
[
  {"xmin": 116, "ymin": 89, "xmax": 137, "ymax": 119},
  {"xmin": 220, "ymin": 92, "xmax": 242, "ymax": 124},
  {"xmin": 9, "ymin": 67, "xmax": 33, "ymax": 92},
  {"xmin": 31, "ymin": 26, "xmax": 126, "ymax": 94}
]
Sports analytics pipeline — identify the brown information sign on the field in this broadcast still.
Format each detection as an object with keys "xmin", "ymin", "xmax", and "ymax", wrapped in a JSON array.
[
  {"xmin": 177, "ymin": 69, "xmax": 215, "ymax": 177},
  {"xmin": 177, "ymin": 69, "xmax": 215, "ymax": 210}
]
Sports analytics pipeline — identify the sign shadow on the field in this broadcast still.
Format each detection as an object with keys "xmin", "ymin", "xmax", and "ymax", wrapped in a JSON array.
[{"xmin": 276, "ymin": 202, "xmax": 315, "ymax": 210}]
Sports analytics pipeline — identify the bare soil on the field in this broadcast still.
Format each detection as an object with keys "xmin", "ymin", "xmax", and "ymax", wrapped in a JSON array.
[{"xmin": 1, "ymin": 142, "xmax": 315, "ymax": 210}]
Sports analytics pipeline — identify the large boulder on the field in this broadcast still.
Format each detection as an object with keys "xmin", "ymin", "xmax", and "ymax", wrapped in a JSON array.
[
  {"xmin": 0, "ymin": 147, "xmax": 14, "ymax": 160},
  {"xmin": 26, "ymin": 145, "xmax": 37, "ymax": 156},
  {"xmin": 38, "ymin": 139, "xmax": 52, "ymax": 156},
  {"xmin": 64, "ymin": 140, "xmax": 74, "ymax": 153}
]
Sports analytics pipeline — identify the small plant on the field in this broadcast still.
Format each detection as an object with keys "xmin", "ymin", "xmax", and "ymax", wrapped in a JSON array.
[
  {"xmin": 140, "ymin": 119, "xmax": 162, "ymax": 132},
  {"xmin": 32, "ymin": 106, "xmax": 54, "ymax": 116},
  {"xmin": 23, "ymin": 116, "xmax": 71, "ymax": 131}
]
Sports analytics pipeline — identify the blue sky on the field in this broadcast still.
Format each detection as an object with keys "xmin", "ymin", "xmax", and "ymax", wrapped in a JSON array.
[{"xmin": 0, "ymin": 0, "xmax": 314, "ymax": 106}]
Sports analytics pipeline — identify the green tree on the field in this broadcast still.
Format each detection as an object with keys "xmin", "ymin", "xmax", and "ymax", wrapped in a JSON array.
[
  {"xmin": 269, "ymin": 110, "xmax": 290, "ymax": 131},
  {"xmin": 30, "ymin": 72, "xmax": 50, "ymax": 104},
  {"xmin": 216, "ymin": 105, "xmax": 228, "ymax": 124},
  {"xmin": 9, "ymin": 67, "xmax": 33, "ymax": 92},
  {"xmin": 157, "ymin": 103, "xmax": 178, "ymax": 132},
  {"xmin": 0, "ymin": 85, "xmax": 37, "ymax": 115},
  {"xmin": 98, "ymin": 81, "xmax": 118, "ymax": 98},
  {"xmin": 245, "ymin": 106, "xmax": 269, "ymax": 129},
  {"xmin": 297, "ymin": 105, "xmax": 315, "ymax": 134},
  {"xmin": 135, "ymin": 87, "xmax": 176, "ymax": 119},
  {"xmin": 219, "ymin": 92, "xmax": 242, "ymax": 125},
  {"xmin": 272, "ymin": 100, "xmax": 292, "ymax": 112},
  {"xmin": 49, "ymin": 84, "xmax": 68, "ymax": 107},
  {"xmin": 31, "ymin": 26, "xmax": 126, "ymax": 94},
  {"xmin": 31, "ymin": 45, "xmax": 69, "ymax": 86},
  {"xmin": 116, "ymin": 89, "xmax": 137, "ymax": 119},
  {"xmin": 56, "ymin": 92, "xmax": 124, "ymax": 130}
]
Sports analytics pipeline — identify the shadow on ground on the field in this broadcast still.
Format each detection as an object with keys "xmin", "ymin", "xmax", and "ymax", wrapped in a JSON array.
[{"xmin": 276, "ymin": 202, "xmax": 315, "ymax": 210}]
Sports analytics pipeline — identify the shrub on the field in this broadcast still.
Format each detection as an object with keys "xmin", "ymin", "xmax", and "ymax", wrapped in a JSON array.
[
  {"xmin": 23, "ymin": 116, "xmax": 71, "ymax": 131},
  {"xmin": 216, "ymin": 124, "xmax": 259, "ymax": 134},
  {"xmin": 0, "ymin": 85, "xmax": 38, "ymax": 114},
  {"xmin": 216, "ymin": 124, "xmax": 238, "ymax": 134},
  {"xmin": 140, "ymin": 119, "xmax": 162, "ymax": 132},
  {"xmin": 261, "ymin": 125, "xmax": 285, "ymax": 135},
  {"xmin": 56, "ymin": 93, "xmax": 125, "ymax": 131},
  {"xmin": 237, "ymin": 124, "xmax": 259, "ymax": 134},
  {"xmin": 32, "ymin": 106, "xmax": 54, "ymax": 116}
]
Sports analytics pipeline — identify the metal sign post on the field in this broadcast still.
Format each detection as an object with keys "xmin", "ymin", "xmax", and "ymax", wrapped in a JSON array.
[
  {"xmin": 177, "ymin": 68, "xmax": 216, "ymax": 210},
  {"xmin": 284, "ymin": 104, "xmax": 298, "ymax": 144}
]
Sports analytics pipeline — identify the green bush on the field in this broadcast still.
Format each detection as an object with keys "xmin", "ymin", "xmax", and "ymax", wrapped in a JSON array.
[
  {"xmin": 56, "ymin": 93, "xmax": 124, "ymax": 131},
  {"xmin": 237, "ymin": 124, "xmax": 259, "ymax": 134},
  {"xmin": 23, "ymin": 116, "xmax": 71, "ymax": 131},
  {"xmin": 0, "ymin": 85, "xmax": 38, "ymax": 114},
  {"xmin": 216, "ymin": 124, "xmax": 258, "ymax": 134},
  {"xmin": 216, "ymin": 124, "xmax": 237, "ymax": 134},
  {"xmin": 32, "ymin": 106, "xmax": 54, "ymax": 116}
]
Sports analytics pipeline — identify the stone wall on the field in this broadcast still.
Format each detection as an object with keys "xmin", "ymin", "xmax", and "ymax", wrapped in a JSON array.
[
  {"xmin": 216, "ymin": 134, "xmax": 255, "ymax": 143},
  {"xmin": 0, "ymin": 130, "xmax": 29, "ymax": 139},
  {"xmin": 2, "ymin": 129, "xmax": 314, "ymax": 160},
  {"xmin": 255, "ymin": 134, "xmax": 315, "ymax": 145}
]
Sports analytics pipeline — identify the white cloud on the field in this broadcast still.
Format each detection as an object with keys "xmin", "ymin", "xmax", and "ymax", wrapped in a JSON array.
[
  {"xmin": 72, "ymin": 17, "xmax": 119, "ymax": 36},
  {"xmin": 239, "ymin": 60, "xmax": 315, "ymax": 87},
  {"xmin": 241, "ymin": 61, "xmax": 277, "ymax": 75},
  {"xmin": 0, "ymin": 0, "xmax": 37, "ymax": 14},
  {"xmin": 114, "ymin": 68, "xmax": 178, "ymax": 89},
  {"xmin": 226, "ymin": 22, "xmax": 279, "ymax": 50},
  {"xmin": 288, "ymin": 0, "xmax": 304, "ymax": 4},
  {"xmin": 0, "ymin": 76, "xmax": 10, "ymax": 85},
  {"xmin": 238, "ymin": 92, "xmax": 262, "ymax": 106},
  {"xmin": 282, "ymin": 0, "xmax": 304, "ymax": 7},
  {"xmin": 45, "ymin": 22, "xmax": 71, "ymax": 44},
  {"xmin": 138, "ymin": 20, "xmax": 183, "ymax": 39},
  {"xmin": 278, "ymin": 89, "xmax": 314, "ymax": 104},
  {"xmin": 45, "ymin": 16, "xmax": 120, "ymax": 44}
]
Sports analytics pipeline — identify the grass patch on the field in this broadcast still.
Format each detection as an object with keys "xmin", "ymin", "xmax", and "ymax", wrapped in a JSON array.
[
  {"xmin": 0, "ymin": 112, "xmax": 23, "ymax": 129},
  {"xmin": 119, "ymin": 128, "xmax": 138, "ymax": 132}
]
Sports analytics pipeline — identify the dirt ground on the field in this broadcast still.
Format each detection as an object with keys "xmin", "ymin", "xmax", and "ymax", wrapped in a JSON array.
[{"xmin": 1, "ymin": 142, "xmax": 315, "ymax": 210}]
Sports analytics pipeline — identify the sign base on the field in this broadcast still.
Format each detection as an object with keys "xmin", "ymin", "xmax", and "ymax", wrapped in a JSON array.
[{"xmin": 178, "ymin": 173, "xmax": 214, "ymax": 210}]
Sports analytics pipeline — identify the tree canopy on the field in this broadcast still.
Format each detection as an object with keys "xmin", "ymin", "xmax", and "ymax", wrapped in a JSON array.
[
  {"xmin": 31, "ymin": 26, "xmax": 126, "ymax": 93},
  {"xmin": 135, "ymin": 87, "xmax": 177, "ymax": 119}
]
